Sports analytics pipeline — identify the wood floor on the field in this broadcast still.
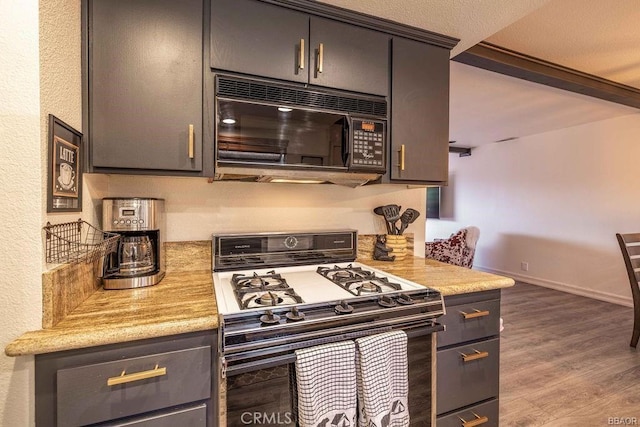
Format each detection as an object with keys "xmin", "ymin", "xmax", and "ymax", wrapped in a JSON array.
[{"xmin": 500, "ymin": 282, "xmax": 640, "ymax": 426}]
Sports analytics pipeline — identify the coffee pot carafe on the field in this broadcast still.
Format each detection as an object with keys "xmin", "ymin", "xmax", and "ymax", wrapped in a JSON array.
[
  {"xmin": 101, "ymin": 198, "xmax": 165, "ymax": 289},
  {"xmin": 119, "ymin": 235, "xmax": 155, "ymax": 275}
]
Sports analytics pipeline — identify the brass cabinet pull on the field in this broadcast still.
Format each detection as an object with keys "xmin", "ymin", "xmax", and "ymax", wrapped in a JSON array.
[
  {"xmin": 398, "ymin": 144, "xmax": 405, "ymax": 171},
  {"xmin": 317, "ymin": 43, "xmax": 324, "ymax": 73},
  {"xmin": 459, "ymin": 412, "xmax": 489, "ymax": 427},
  {"xmin": 188, "ymin": 124, "xmax": 194, "ymax": 159},
  {"xmin": 299, "ymin": 38, "xmax": 305, "ymax": 70},
  {"xmin": 460, "ymin": 309, "xmax": 490, "ymax": 320},
  {"xmin": 460, "ymin": 349, "xmax": 489, "ymax": 362},
  {"xmin": 107, "ymin": 364, "xmax": 167, "ymax": 386}
]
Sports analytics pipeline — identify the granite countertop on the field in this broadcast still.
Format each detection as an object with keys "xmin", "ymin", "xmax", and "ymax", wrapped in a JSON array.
[
  {"xmin": 5, "ymin": 270, "xmax": 217, "ymax": 357},
  {"xmin": 361, "ymin": 257, "xmax": 515, "ymax": 296},
  {"xmin": 6, "ymin": 248, "xmax": 513, "ymax": 357}
]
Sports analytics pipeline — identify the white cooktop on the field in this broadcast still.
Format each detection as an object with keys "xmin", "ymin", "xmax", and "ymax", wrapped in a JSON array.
[{"xmin": 212, "ymin": 261, "xmax": 424, "ymax": 314}]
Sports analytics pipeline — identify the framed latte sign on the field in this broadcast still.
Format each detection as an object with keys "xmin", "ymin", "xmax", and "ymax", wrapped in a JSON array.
[{"xmin": 47, "ymin": 115, "xmax": 83, "ymax": 212}]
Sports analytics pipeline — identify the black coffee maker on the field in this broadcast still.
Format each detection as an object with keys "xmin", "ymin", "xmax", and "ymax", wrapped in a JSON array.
[{"xmin": 101, "ymin": 198, "xmax": 165, "ymax": 289}]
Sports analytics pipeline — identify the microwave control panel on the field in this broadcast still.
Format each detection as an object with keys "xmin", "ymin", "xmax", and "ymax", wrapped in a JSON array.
[{"xmin": 350, "ymin": 119, "xmax": 386, "ymax": 171}]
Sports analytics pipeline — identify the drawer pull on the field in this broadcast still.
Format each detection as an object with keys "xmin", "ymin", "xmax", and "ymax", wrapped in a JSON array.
[
  {"xmin": 460, "ymin": 309, "xmax": 490, "ymax": 319},
  {"xmin": 460, "ymin": 349, "xmax": 489, "ymax": 362},
  {"xmin": 299, "ymin": 38, "xmax": 305, "ymax": 70},
  {"xmin": 398, "ymin": 144, "xmax": 405, "ymax": 171},
  {"xmin": 317, "ymin": 43, "xmax": 324, "ymax": 73},
  {"xmin": 188, "ymin": 124, "xmax": 195, "ymax": 159},
  {"xmin": 107, "ymin": 364, "xmax": 167, "ymax": 386},
  {"xmin": 459, "ymin": 412, "xmax": 489, "ymax": 427}
]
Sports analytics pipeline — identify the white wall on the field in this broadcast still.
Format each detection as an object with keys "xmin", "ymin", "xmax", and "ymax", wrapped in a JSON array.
[
  {"xmin": 0, "ymin": 1, "xmax": 42, "ymax": 425},
  {"xmin": 100, "ymin": 175, "xmax": 426, "ymax": 245},
  {"xmin": 427, "ymin": 112, "xmax": 640, "ymax": 306}
]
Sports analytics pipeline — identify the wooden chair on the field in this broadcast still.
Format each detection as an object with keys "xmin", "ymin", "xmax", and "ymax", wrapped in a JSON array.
[{"xmin": 615, "ymin": 233, "xmax": 640, "ymax": 348}]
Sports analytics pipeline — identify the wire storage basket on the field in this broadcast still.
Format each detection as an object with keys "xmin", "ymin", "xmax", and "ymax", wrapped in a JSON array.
[{"xmin": 43, "ymin": 219, "xmax": 120, "ymax": 264}]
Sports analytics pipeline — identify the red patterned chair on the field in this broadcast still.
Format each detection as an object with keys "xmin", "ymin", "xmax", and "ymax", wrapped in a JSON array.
[{"xmin": 424, "ymin": 226, "xmax": 480, "ymax": 268}]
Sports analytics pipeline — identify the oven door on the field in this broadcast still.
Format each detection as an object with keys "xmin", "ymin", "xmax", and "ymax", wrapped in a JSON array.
[{"xmin": 219, "ymin": 324, "xmax": 441, "ymax": 427}]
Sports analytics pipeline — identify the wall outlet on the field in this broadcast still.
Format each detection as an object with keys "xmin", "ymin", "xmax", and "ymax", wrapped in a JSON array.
[{"xmin": 520, "ymin": 261, "xmax": 529, "ymax": 272}]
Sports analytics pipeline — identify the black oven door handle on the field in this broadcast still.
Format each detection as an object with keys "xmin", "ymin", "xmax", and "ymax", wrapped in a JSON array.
[
  {"xmin": 406, "ymin": 322, "xmax": 444, "ymax": 338},
  {"xmin": 222, "ymin": 353, "xmax": 295, "ymax": 378},
  {"xmin": 222, "ymin": 322, "xmax": 443, "ymax": 378}
]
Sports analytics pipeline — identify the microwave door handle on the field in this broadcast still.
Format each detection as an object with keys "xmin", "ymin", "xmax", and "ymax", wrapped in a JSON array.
[{"xmin": 342, "ymin": 117, "xmax": 351, "ymax": 166}]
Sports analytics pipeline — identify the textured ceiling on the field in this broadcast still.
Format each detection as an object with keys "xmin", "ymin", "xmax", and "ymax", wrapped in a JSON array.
[
  {"xmin": 449, "ymin": 62, "xmax": 638, "ymax": 147},
  {"xmin": 486, "ymin": 0, "xmax": 640, "ymax": 89},
  {"xmin": 319, "ymin": 0, "xmax": 553, "ymax": 56},
  {"xmin": 319, "ymin": 0, "xmax": 640, "ymax": 147}
]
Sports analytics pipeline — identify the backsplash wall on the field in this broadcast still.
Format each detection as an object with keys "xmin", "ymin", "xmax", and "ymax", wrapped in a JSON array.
[{"xmin": 87, "ymin": 175, "xmax": 427, "ymax": 256}]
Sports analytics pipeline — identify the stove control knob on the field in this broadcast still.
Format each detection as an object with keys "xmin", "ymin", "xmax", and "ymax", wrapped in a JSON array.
[
  {"xmin": 335, "ymin": 300, "xmax": 354, "ymax": 314},
  {"xmin": 378, "ymin": 295, "xmax": 397, "ymax": 308},
  {"xmin": 286, "ymin": 306, "xmax": 305, "ymax": 321},
  {"xmin": 397, "ymin": 293, "xmax": 414, "ymax": 305},
  {"xmin": 260, "ymin": 310, "xmax": 281, "ymax": 325}
]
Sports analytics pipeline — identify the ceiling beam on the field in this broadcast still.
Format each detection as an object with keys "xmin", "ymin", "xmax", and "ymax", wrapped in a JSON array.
[{"xmin": 453, "ymin": 42, "xmax": 640, "ymax": 110}]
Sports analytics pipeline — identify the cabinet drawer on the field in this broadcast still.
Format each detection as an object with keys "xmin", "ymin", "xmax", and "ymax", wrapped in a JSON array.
[
  {"xmin": 105, "ymin": 404, "xmax": 207, "ymax": 427},
  {"xmin": 436, "ymin": 399, "xmax": 498, "ymax": 427},
  {"xmin": 437, "ymin": 338, "xmax": 499, "ymax": 415},
  {"xmin": 57, "ymin": 346, "xmax": 211, "ymax": 426},
  {"xmin": 438, "ymin": 299, "xmax": 500, "ymax": 348}
]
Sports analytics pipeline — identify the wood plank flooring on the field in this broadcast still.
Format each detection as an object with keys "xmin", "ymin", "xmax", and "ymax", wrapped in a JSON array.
[{"xmin": 500, "ymin": 282, "xmax": 640, "ymax": 426}]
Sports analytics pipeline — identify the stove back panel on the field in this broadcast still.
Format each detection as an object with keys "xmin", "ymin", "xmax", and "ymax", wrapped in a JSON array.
[{"xmin": 213, "ymin": 231, "xmax": 357, "ymax": 271}]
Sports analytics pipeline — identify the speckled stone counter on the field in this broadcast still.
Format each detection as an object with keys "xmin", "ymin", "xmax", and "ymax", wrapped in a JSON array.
[
  {"xmin": 6, "ymin": 239, "xmax": 512, "ymax": 357},
  {"xmin": 360, "ymin": 257, "xmax": 515, "ymax": 296},
  {"xmin": 5, "ymin": 241, "xmax": 217, "ymax": 357},
  {"xmin": 5, "ymin": 270, "xmax": 217, "ymax": 357}
]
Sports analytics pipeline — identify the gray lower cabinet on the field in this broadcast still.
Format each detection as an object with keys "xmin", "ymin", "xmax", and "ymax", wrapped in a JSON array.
[
  {"xmin": 436, "ymin": 399, "xmax": 499, "ymax": 427},
  {"xmin": 388, "ymin": 36, "xmax": 450, "ymax": 184},
  {"xmin": 211, "ymin": 0, "xmax": 389, "ymax": 96},
  {"xmin": 86, "ymin": 0, "xmax": 204, "ymax": 173},
  {"xmin": 104, "ymin": 404, "xmax": 207, "ymax": 427},
  {"xmin": 35, "ymin": 331, "xmax": 216, "ymax": 427},
  {"xmin": 437, "ymin": 290, "xmax": 501, "ymax": 425}
]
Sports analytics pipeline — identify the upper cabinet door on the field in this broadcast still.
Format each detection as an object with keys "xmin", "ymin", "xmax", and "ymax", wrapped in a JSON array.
[
  {"xmin": 309, "ymin": 17, "xmax": 389, "ymax": 96},
  {"xmin": 211, "ymin": 0, "xmax": 309, "ymax": 84},
  {"xmin": 89, "ymin": 0, "xmax": 203, "ymax": 172},
  {"xmin": 390, "ymin": 37, "xmax": 450, "ymax": 182}
]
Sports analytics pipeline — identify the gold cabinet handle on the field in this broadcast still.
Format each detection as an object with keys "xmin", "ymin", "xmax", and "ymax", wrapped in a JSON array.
[
  {"xmin": 459, "ymin": 412, "xmax": 489, "ymax": 427},
  {"xmin": 188, "ymin": 124, "xmax": 194, "ymax": 159},
  {"xmin": 398, "ymin": 144, "xmax": 405, "ymax": 171},
  {"xmin": 460, "ymin": 349, "xmax": 489, "ymax": 362},
  {"xmin": 299, "ymin": 38, "xmax": 305, "ymax": 70},
  {"xmin": 460, "ymin": 309, "xmax": 490, "ymax": 320},
  {"xmin": 107, "ymin": 364, "xmax": 167, "ymax": 386},
  {"xmin": 317, "ymin": 43, "xmax": 324, "ymax": 73}
]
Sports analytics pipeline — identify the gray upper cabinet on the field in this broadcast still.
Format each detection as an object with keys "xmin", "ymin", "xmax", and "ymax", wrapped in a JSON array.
[
  {"xmin": 389, "ymin": 37, "xmax": 450, "ymax": 183},
  {"xmin": 211, "ymin": 0, "xmax": 308, "ymax": 84},
  {"xmin": 88, "ymin": 0, "xmax": 203, "ymax": 173},
  {"xmin": 308, "ymin": 17, "xmax": 389, "ymax": 96},
  {"xmin": 211, "ymin": 0, "xmax": 389, "ymax": 96}
]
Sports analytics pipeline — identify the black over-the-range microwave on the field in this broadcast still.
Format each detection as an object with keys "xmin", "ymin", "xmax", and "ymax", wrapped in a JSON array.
[{"xmin": 213, "ymin": 75, "xmax": 388, "ymax": 186}]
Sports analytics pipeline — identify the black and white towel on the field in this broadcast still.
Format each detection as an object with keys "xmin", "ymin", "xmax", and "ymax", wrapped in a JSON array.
[
  {"xmin": 295, "ymin": 341, "xmax": 358, "ymax": 427},
  {"xmin": 356, "ymin": 331, "xmax": 410, "ymax": 427}
]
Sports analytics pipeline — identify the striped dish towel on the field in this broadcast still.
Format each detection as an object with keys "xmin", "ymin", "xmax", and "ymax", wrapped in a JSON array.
[
  {"xmin": 295, "ymin": 341, "xmax": 357, "ymax": 427},
  {"xmin": 356, "ymin": 331, "xmax": 410, "ymax": 427}
]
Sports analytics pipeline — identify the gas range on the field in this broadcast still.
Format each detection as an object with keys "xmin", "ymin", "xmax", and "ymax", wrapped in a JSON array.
[
  {"xmin": 214, "ymin": 262, "xmax": 430, "ymax": 313},
  {"xmin": 212, "ymin": 230, "xmax": 444, "ymax": 376}
]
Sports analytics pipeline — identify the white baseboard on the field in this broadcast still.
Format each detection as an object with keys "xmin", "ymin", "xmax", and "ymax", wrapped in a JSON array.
[{"xmin": 475, "ymin": 265, "xmax": 633, "ymax": 308}]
